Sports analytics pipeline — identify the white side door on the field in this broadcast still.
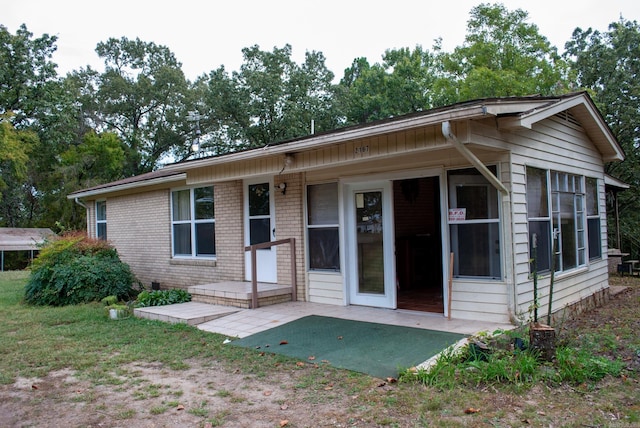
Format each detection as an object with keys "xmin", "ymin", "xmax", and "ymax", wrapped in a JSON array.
[
  {"xmin": 345, "ymin": 180, "xmax": 396, "ymax": 308},
  {"xmin": 244, "ymin": 178, "xmax": 277, "ymax": 283}
]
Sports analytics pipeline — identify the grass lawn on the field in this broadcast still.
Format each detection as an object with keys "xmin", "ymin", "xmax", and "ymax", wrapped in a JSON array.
[{"xmin": 1, "ymin": 270, "xmax": 639, "ymax": 427}]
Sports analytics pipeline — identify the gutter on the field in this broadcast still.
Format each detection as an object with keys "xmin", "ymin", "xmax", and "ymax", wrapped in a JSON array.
[{"xmin": 442, "ymin": 121, "xmax": 509, "ymax": 195}]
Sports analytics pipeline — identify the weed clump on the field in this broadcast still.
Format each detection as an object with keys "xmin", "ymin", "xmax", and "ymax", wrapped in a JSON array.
[{"xmin": 402, "ymin": 328, "xmax": 624, "ymax": 389}]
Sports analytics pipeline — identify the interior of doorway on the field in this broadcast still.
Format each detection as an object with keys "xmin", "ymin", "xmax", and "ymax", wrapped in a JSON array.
[{"xmin": 393, "ymin": 177, "xmax": 443, "ymax": 313}]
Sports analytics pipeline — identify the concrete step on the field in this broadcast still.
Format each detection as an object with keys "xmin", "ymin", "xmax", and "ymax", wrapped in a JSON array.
[{"xmin": 134, "ymin": 302, "xmax": 239, "ymax": 325}]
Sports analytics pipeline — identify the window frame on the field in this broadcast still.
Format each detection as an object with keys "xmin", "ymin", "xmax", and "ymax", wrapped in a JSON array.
[
  {"xmin": 96, "ymin": 200, "xmax": 107, "ymax": 240},
  {"xmin": 306, "ymin": 181, "xmax": 341, "ymax": 272},
  {"xmin": 171, "ymin": 185, "xmax": 216, "ymax": 258},
  {"xmin": 526, "ymin": 167, "xmax": 600, "ymax": 275},
  {"xmin": 447, "ymin": 166, "xmax": 502, "ymax": 279}
]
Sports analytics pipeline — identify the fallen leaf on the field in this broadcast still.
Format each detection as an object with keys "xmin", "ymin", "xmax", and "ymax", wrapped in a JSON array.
[
  {"xmin": 324, "ymin": 386, "xmax": 333, "ymax": 390},
  {"xmin": 280, "ymin": 404, "xmax": 288, "ymax": 410},
  {"xmin": 464, "ymin": 407, "xmax": 480, "ymax": 414},
  {"xmin": 321, "ymin": 359, "xmax": 330, "ymax": 363},
  {"xmin": 176, "ymin": 404, "xmax": 185, "ymax": 411},
  {"xmin": 279, "ymin": 340, "xmax": 288, "ymax": 345},
  {"xmin": 377, "ymin": 382, "xmax": 386, "ymax": 387},
  {"xmin": 337, "ymin": 336, "xmax": 343, "ymax": 340},
  {"xmin": 280, "ymin": 420, "xmax": 289, "ymax": 427},
  {"xmin": 308, "ymin": 355, "xmax": 316, "ymax": 360},
  {"xmin": 31, "ymin": 385, "xmax": 38, "ymax": 390},
  {"xmin": 263, "ymin": 390, "xmax": 272, "ymax": 396},
  {"xmin": 204, "ymin": 423, "xmax": 213, "ymax": 428},
  {"xmin": 296, "ymin": 362, "xmax": 305, "ymax": 367},
  {"xmin": 386, "ymin": 377, "xmax": 397, "ymax": 383}
]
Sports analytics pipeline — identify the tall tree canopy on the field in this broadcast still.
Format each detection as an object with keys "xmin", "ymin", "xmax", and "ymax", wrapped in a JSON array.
[
  {"xmin": 78, "ymin": 37, "xmax": 190, "ymax": 175},
  {"xmin": 195, "ymin": 44, "xmax": 340, "ymax": 154},
  {"xmin": 338, "ymin": 46, "xmax": 437, "ymax": 124},
  {"xmin": 565, "ymin": 18, "xmax": 640, "ymax": 252}
]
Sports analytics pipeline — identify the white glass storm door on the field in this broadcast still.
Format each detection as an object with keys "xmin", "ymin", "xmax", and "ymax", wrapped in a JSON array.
[
  {"xmin": 244, "ymin": 178, "xmax": 277, "ymax": 283},
  {"xmin": 346, "ymin": 181, "xmax": 396, "ymax": 308}
]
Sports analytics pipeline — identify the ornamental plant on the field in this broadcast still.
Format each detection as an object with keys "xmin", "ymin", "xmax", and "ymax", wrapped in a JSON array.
[{"xmin": 24, "ymin": 232, "xmax": 141, "ymax": 306}]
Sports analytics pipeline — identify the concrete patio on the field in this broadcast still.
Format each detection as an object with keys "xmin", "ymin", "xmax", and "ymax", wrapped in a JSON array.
[{"xmin": 134, "ymin": 300, "xmax": 514, "ymax": 339}]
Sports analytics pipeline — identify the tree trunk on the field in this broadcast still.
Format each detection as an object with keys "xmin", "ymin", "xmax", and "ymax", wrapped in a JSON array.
[{"xmin": 529, "ymin": 322, "xmax": 556, "ymax": 361}]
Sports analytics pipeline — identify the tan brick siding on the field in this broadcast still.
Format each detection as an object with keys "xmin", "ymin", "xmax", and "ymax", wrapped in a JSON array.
[
  {"xmin": 101, "ymin": 181, "xmax": 245, "ymax": 290},
  {"xmin": 274, "ymin": 173, "xmax": 306, "ymax": 301}
]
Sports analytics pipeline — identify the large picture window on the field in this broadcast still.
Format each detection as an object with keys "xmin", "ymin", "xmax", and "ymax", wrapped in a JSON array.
[
  {"xmin": 96, "ymin": 200, "xmax": 107, "ymax": 240},
  {"xmin": 307, "ymin": 182, "xmax": 340, "ymax": 271},
  {"xmin": 448, "ymin": 167, "xmax": 501, "ymax": 278},
  {"xmin": 526, "ymin": 167, "xmax": 600, "ymax": 274},
  {"xmin": 171, "ymin": 186, "xmax": 215, "ymax": 257}
]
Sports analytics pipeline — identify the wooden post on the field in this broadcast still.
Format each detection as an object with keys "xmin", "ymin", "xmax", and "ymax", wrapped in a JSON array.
[
  {"xmin": 448, "ymin": 252, "xmax": 454, "ymax": 320},
  {"xmin": 251, "ymin": 246, "xmax": 258, "ymax": 309},
  {"xmin": 289, "ymin": 238, "xmax": 297, "ymax": 302}
]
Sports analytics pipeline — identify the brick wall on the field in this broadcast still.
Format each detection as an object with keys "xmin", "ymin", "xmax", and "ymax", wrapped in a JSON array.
[
  {"xmin": 105, "ymin": 181, "xmax": 245, "ymax": 290},
  {"xmin": 274, "ymin": 173, "xmax": 306, "ymax": 300}
]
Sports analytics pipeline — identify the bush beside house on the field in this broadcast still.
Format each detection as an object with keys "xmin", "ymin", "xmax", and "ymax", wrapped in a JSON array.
[{"xmin": 24, "ymin": 232, "xmax": 141, "ymax": 306}]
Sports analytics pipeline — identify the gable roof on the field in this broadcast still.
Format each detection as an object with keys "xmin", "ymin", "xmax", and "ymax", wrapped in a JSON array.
[
  {"xmin": 68, "ymin": 91, "xmax": 623, "ymax": 199},
  {"xmin": 0, "ymin": 228, "xmax": 55, "ymax": 251}
]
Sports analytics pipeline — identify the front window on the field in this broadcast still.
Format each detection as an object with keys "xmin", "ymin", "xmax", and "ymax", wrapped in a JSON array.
[
  {"xmin": 307, "ymin": 182, "xmax": 340, "ymax": 271},
  {"xmin": 448, "ymin": 167, "xmax": 501, "ymax": 278},
  {"xmin": 96, "ymin": 200, "xmax": 107, "ymax": 240},
  {"xmin": 171, "ymin": 186, "xmax": 215, "ymax": 257}
]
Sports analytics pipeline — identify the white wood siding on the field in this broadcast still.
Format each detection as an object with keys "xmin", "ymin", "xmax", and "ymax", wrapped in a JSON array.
[
  {"xmin": 472, "ymin": 115, "xmax": 608, "ymax": 323},
  {"xmin": 308, "ymin": 272, "xmax": 344, "ymax": 305}
]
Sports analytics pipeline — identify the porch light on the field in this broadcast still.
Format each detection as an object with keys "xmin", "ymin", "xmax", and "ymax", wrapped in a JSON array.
[{"xmin": 279, "ymin": 182, "xmax": 287, "ymax": 195}]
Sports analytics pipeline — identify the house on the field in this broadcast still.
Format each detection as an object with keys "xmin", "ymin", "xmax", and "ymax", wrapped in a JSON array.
[{"xmin": 68, "ymin": 92, "xmax": 623, "ymax": 325}]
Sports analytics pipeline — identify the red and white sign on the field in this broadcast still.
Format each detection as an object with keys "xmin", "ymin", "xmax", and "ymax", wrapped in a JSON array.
[{"xmin": 448, "ymin": 208, "xmax": 466, "ymax": 222}]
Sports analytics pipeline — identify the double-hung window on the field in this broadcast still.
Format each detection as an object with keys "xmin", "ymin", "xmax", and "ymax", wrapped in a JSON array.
[
  {"xmin": 447, "ymin": 167, "xmax": 501, "ymax": 278},
  {"xmin": 586, "ymin": 177, "xmax": 602, "ymax": 260},
  {"xmin": 171, "ymin": 186, "xmax": 215, "ymax": 257},
  {"xmin": 526, "ymin": 167, "xmax": 600, "ymax": 274},
  {"xmin": 306, "ymin": 182, "xmax": 340, "ymax": 271},
  {"xmin": 96, "ymin": 200, "xmax": 107, "ymax": 240}
]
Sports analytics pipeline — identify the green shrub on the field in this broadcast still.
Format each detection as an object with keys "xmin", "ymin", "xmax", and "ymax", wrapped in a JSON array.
[
  {"xmin": 24, "ymin": 232, "xmax": 141, "ymax": 306},
  {"xmin": 136, "ymin": 289, "xmax": 191, "ymax": 307}
]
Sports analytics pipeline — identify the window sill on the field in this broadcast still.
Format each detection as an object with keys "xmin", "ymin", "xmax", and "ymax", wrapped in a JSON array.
[{"xmin": 170, "ymin": 258, "xmax": 217, "ymax": 267}]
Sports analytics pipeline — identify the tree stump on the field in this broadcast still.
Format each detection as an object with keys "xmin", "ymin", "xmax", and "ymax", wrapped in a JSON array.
[{"xmin": 529, "ymin": 322, "xmax": 556, "ymax": 361}]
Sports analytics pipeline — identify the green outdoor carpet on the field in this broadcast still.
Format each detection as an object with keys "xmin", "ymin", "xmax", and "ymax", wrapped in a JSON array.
[{"xmin": 231, "ymin": 315, "xmax": 466, "ymax": 379}]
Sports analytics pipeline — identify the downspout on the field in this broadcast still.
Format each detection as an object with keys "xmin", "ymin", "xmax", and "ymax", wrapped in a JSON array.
[
  {"xmin": 442, "ymin": 121, "xmax": 508, "ymax": 195},
  {"xmin": 74, "ymin": 197, "xmax": 90, "ymax": 235}
]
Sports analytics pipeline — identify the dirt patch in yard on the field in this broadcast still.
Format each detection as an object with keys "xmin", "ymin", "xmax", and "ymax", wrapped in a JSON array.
[{"xmin": 1, "ymin": 276, "xmax": 639, "ymax": 427}]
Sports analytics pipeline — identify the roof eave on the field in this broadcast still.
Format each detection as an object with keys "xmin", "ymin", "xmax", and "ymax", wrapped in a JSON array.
[{"xmin": 67, "ymin": 172, "xmax": 188, "ymax": 200}]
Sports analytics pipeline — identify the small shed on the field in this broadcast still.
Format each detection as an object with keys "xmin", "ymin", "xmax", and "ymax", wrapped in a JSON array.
[{"xmin": 0, "ymin": 228, "xmax": 54, "ymax": 271}]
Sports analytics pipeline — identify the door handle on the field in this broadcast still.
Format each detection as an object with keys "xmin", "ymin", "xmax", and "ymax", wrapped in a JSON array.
[{"xmin": 272, "ymin": 228, "xmax": 276, "ymax": 238}]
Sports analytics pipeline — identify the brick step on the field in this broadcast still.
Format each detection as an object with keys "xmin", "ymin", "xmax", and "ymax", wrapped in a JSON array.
[{"xmin": 187, "ymin": 281, "xmax": 294, "ymax": 309}]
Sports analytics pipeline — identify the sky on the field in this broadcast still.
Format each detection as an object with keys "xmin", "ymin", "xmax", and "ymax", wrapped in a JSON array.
[{"xmin": 4, "ymin": 0, "xmax": 640, "ymax": 81}]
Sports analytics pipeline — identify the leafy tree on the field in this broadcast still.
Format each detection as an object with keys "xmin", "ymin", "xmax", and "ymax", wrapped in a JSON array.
[
  {"xmin": 434, "ymin": 3, "xmax": 570, "ymax": 105},
  {"xmin": 196, "ymin": 44, "xmax": 340, "ymax": 153},
  {"xmin": 0, "ymin": 24, "xmax": 58, "ymax": 124},
  {"xmin": 565, "ymin": 18, "xmax": 640, "ymax": 255},
  {"xmin": 0, "ymin": 24, "xmax": 72, "ymax": 228},
  {"xmin": 338, "ymin": 46, "xmax": 437, "ymax": 124},
  {"xmin": 79, "ymin": 37, "xmax": 190, "ymax": 175},
  {"xmin": 0, "ymin": 115, "xmax": 37, "ymax": 226}
]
